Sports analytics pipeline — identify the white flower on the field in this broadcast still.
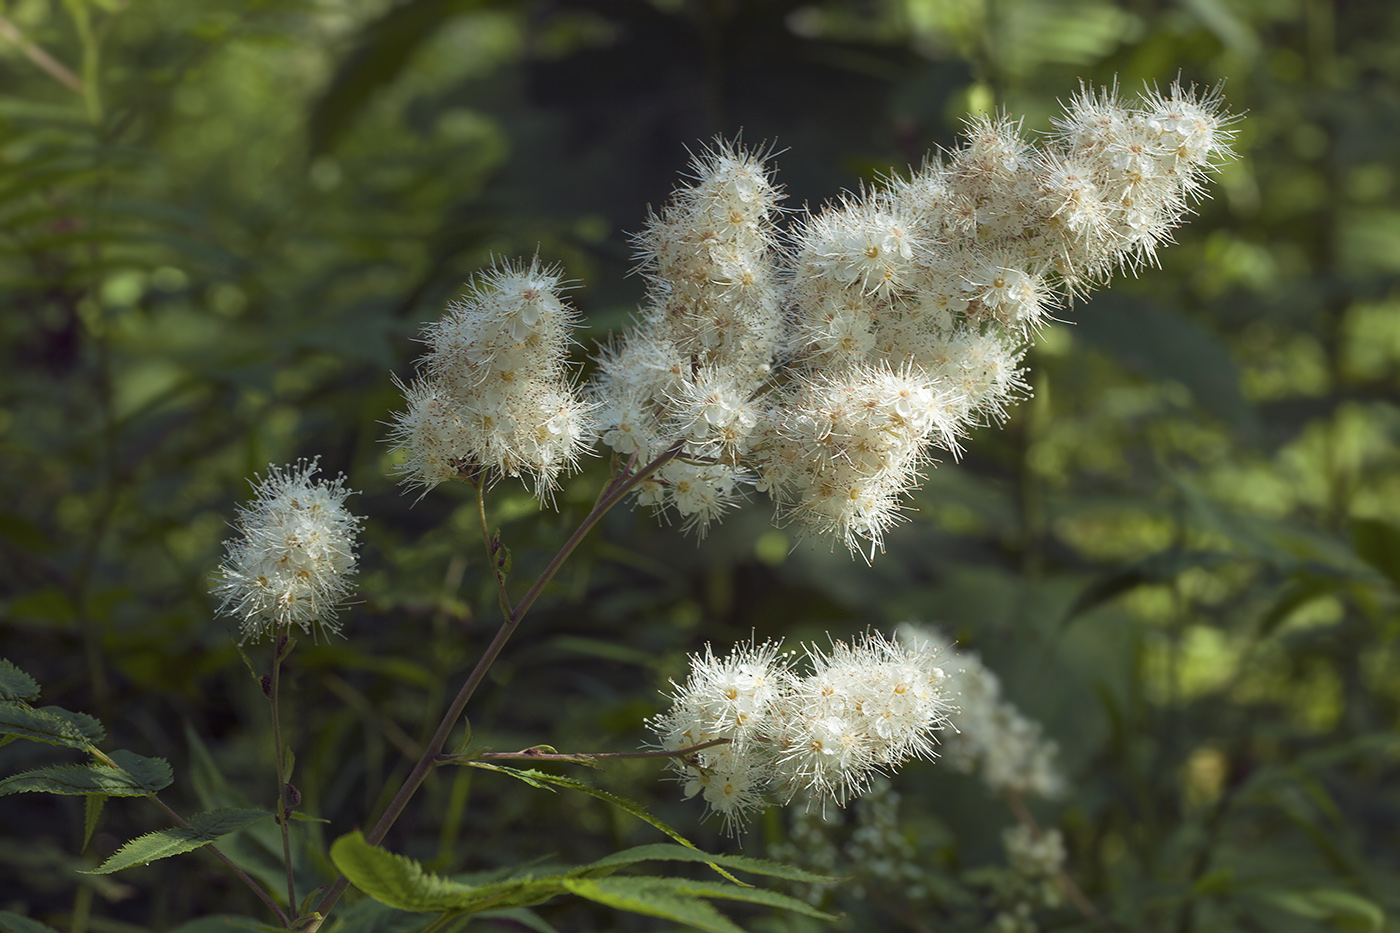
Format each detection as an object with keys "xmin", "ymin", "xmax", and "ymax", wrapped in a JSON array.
[{"xmin": 213, "ymin": 458, "xmax": 363, "ymax": 643}]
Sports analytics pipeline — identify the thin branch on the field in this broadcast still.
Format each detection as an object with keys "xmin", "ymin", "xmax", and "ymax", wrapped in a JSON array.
[
  {"xmin": 449, "ymin": 737, "xmax": 731, "ymax": 764},
  {"xmin": 0, "ymin": 14, "xmax": 84, "ymax": 93}
]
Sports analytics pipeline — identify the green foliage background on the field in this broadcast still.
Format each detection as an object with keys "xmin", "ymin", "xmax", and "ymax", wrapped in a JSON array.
[{"xmin": 2, "ymin": 0, "xmax": 1399, "ymax": 930}]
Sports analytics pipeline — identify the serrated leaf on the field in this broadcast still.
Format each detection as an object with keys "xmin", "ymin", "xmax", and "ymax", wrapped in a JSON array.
[
  {"xmin": 561, "ymin": 877, "xmax": 745, "ymax": 933},
  {"xmin": 83, "ymin": 794, "xmax": 107, "ymax": 850},
  {"xmin": 0, "ymin": 660, "xmax": 40, "ymax": 702},
  {"xmin": 0, "ymin": 910, "xmax": 63, "ymax": 933},
  {"xmin": 0, "ymin": 702, "xmax": 105, "ymax": 749},
  {"xmin": 83, "ymin": 807, "xmax": 273, "ymax": 875},
  {"xmin": 1353, "ymin": 518, "xmax": 1400, "ymax": 590},
  {"xmin": 329, "ymin": 831, "xmax": 563, "ymax": 913},
  {"xmin": 0, "ymin": 753, "xmax": 170, "ymax": 798},
  {"xmin": 572, "ymin": 843, "xmax": 840, "ymax": 885}
]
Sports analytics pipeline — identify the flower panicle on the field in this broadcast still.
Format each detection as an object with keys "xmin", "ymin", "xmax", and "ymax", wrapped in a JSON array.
[
  {"xmin": 388, "ymin": 79, "xmax": 1234, "ymax": 558},
  {"xmin": 648, "ymin": 632, "xmax": 951, "ymax": 834}
]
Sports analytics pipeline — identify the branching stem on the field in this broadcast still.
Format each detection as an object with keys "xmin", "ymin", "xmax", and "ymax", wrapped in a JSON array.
[{"xmin": 309, "ymin": 444, "xmax": 683, "ymax": 927}]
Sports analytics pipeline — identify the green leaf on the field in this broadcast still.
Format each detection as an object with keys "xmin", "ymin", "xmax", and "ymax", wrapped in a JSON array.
[
  {"xmin": 0, "ymin": 702, "xmax": 105, "ymax": 749},
  {"xmin": 1353, "ymin": 518, "xmax": 1400, "ymax": 590},
  {"xmin": 83, "ymin": 808, "xmax": 274, "ymax": 875},
  {"xmin": 1256, "ymin": 575, "xmax": 1348, "ymax": 638},
  {"xmin": 1256, "ymin": 888, "xmax": 1384, "ymax": 931},
  {"xmin": 1059, "ymin": 549, "xmax": 1236, "ymax": 627},
  {"xmin": 0, "ymin": 751, "xmax": 171, "ymax": 797},
  {"xmin": 1074, "ymin": 296, "xmax": 1258, "ymax": 439},
  {"xmin": 0, "ymin": 660, "xmax": 40, "ymax": 702},
  {"xmin": 650, "ymin": 878, "xmax": 835, "ymax": 920},
  {"xmin": 560, "ymin": 877, "xmax": 745, "ymax": 933},
  {"xmin": 460, "ymin": 765, "xmax": 749, "ymax": 885},
  {"xmin": 0, "ymin": 910, "xmax": 63, "ymax": 933},
  {"xmin": 108, "ymin": 749, "xmax": 175, "ymax": 793},
  {"xmin": 329, "ymin": 831, "xmax": 563, "ymax": 913},
  {"xmin": 308, "ymin": 0, "xmax": 493, "ymax": 155},
  {"xmin": 288, "ymin": 811, "xmax": 330, "ymax": 824},
  {"xmin": 573, "ymin": 843, "xmax": 840, "ymax": 885},
  {"xmin": 83, "ymin": 794, "xmax": 107, "ymax": 850}
]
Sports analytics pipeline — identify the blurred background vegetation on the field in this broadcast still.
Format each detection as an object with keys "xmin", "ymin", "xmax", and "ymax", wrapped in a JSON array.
[{"xmin": 2, "ymin": 0, "xmax": 1399, "ymax": 930}]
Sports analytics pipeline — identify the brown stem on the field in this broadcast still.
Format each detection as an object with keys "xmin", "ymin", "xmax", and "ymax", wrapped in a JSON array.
[
  {"xmin": 308, "ymin": 444, "xmax": 683, "ymax": 927},
  {"xmin": 270, "ymin": 630, "xmax": 298, "ymax": 918}
]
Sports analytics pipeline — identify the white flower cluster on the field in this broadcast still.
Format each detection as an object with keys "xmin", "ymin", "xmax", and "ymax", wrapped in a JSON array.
[
  {"xmin": 592, "ymin": 81, "xmax": 1233, "ymax": 557},
  {"xmin": 648, "ymin": 633, "xmax": 950, "ymax": 833},
  {"xmin": 898, "ymin": 623, "xmax": 1064, "ymax": 799},
  {"xmin": 388, "ymin": 259, "xmax": 595, "ymax": 498},
  {"xmin": 213, "ymin": 459, "xmax": 363, "ymax": 643},
  {"xmin": 390, "ymin": 83, "xmax": 1233, "ymax": 558}
]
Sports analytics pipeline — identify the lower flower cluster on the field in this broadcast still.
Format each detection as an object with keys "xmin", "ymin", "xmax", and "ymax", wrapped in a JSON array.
[{"xmin": 647, "ymin": 633, "xmax": 951, "ymax": 833}]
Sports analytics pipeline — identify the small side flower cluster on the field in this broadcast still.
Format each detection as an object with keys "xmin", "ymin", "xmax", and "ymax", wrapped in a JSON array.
[
  {"xmin": 213, "ymin": 459, "xmax": 363, "ymax": 643},
  {"xmin": 591, "ymin": 141, "xmax": 784, "ymax": 534},
  {"xmin": 899, "ymin": 623, "xmax": 1063, "ymax": 799},
  {"xmin": 648, "ymin": 633, "xmax": 950, "ymax": 833},
  {"xmin": 388, "ymin": 259, "xmax": 595, "ymax": 498}
]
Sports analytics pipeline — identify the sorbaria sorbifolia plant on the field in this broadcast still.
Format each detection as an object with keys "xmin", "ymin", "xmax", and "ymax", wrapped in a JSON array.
[{"xmin": 0, "ymin": 80, "xmax": 1233, "ymax": 931}]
